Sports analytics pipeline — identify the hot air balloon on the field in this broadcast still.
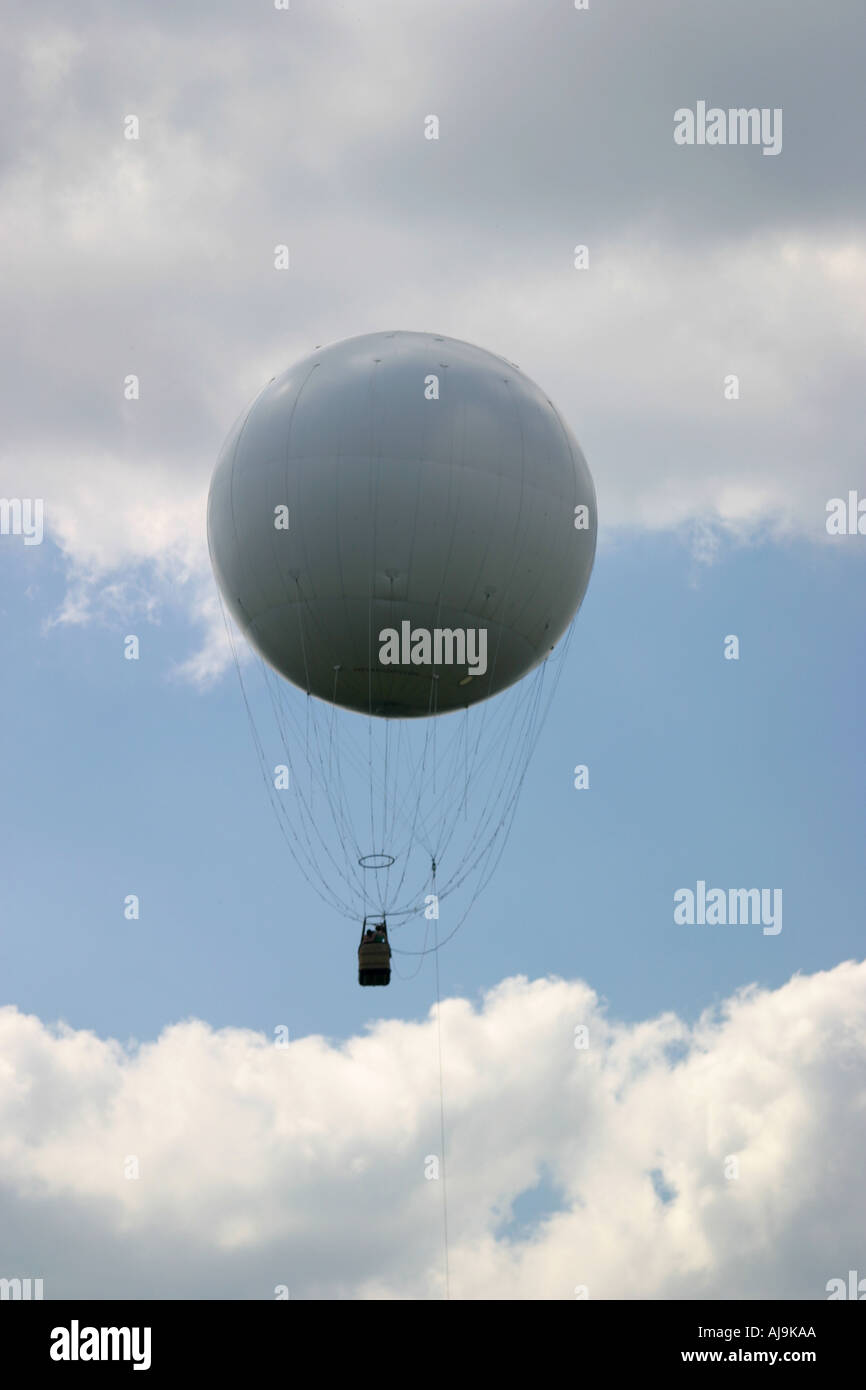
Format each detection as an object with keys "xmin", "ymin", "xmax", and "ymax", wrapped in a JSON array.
[{"xmin": 208, "ymin": 331, "xmax": 596, "ymax": 983}]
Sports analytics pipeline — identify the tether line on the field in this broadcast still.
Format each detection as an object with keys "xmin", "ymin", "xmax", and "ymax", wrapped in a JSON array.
[{"xmin": 432, "ymin": 859, "xmax": 450, "ymax": 1300}]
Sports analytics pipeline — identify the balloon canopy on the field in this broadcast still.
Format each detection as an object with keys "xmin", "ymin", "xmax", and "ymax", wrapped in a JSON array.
[{"xmin": 208, "ymin": 331, "xmax": 596, "ymax": 719}]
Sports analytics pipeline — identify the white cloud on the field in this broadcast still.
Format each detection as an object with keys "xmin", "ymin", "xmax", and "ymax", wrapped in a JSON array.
[
  {"xmin": 1, "ymin": 961, "xmax": 863, "ymax": 1299},
  {"xmin": 2, "ymin": 0, "xmax": 864, "ymax": 674}
]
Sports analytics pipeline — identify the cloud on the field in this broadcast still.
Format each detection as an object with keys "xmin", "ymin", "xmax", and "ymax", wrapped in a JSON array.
[
  {"xmin": 2, "ymin": 0, "xmax": 864, "ymax": 673},
  {"xmin": 1, "ymin": 960, "xmax": 864, "ymax": 1299}
]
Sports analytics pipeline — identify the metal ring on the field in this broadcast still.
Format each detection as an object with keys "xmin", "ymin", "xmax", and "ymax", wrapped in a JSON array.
[{"xmin": 358, "ymin": 853, "xmax": 396, "ymax": 869}]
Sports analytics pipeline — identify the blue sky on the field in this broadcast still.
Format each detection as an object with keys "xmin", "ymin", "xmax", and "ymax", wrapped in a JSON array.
[{"xmin": 3, "ymin": 525, "xmax": 862, "ymax": 1046}]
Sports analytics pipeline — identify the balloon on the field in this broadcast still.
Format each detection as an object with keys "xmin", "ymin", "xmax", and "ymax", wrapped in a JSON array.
[{"xmin": 208, "ymin": 331, "xmax": 596, "ymax": 718}]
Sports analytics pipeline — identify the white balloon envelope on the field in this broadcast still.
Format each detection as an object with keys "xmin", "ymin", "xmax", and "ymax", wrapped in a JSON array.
[{"xmin": 208, "ymin": 332, "xmax": 597, "ymax": 945}]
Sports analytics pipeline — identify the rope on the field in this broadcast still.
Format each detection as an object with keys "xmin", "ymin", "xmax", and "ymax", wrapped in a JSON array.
[{"xmin": 431, "ymin": 859, "xmax": 450, "ymax": 1300}]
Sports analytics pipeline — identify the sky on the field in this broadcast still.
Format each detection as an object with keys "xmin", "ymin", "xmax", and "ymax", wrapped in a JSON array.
[{"xmin": 0, "ymin": 0, "xmax": 864, "ymax": 1300}]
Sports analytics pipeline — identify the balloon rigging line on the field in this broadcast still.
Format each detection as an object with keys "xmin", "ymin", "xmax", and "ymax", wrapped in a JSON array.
[{"xmin": 220, "ymin": 581, "xmax": 578, "ymax": 954}]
